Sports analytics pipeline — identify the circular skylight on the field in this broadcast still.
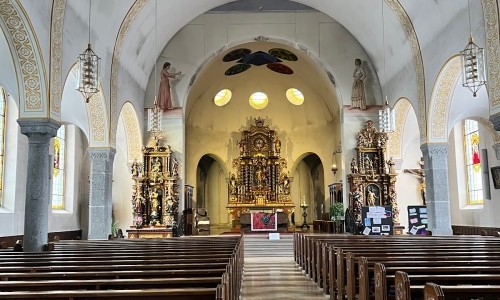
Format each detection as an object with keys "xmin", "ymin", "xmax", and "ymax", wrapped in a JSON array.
[
  {"xmin": 214, "ymin": 89, "xmax": 232, "ymax": 106},
  {"xmin": 249, "ymin": 92, "xmax": 268, "ymax": 109},
  {"xmin": 286, "ymin": 88, "xmax": 304, "ymax": 105}
]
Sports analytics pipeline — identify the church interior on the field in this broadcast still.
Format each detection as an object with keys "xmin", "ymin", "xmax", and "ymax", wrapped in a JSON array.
[
  {"xmin": 0, "ymin": 0, "xmax": 499, "ymax": 298},
  {"xmin": 0, "ymin": 0, "xmax": 499, "ymax": 242}
]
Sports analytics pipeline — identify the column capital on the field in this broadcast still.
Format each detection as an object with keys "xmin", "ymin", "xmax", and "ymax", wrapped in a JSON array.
[
  {"xmin": 490, "ymin": 113, "xmax": 500, "ymax": 131},
  {"xmin": 17, "ymin": 119, "xmax": 60, "ymax": 142},
  {"xmin": 420, "ymin": 143, "xmax": 448, "ymax": 155},
  {"xmin": 493, "ymin": 143, "xmax": 500, "ymax": 160},
  {"xmin": 88, "ymin": 148, "xmax": 116, "ymax": 161}
]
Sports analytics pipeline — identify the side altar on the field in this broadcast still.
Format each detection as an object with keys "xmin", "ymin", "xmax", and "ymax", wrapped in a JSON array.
[
  {"xmin": 347, "ymin": 120, "xmax": 401, "ymax": 233},
  {"xmin": 126, "ymin": 134, "xmax": 180, "ymax": 238},
  {"xmin": 227, "ymin": 118, "xmax": 294, "ymax": 223}
]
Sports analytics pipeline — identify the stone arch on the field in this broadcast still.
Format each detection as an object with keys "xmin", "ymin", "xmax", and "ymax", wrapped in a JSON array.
[
  {"xmin": 388, "ymin": 97, "xmax": 413, "ymax": 158},
  {"xmin": 470, "ymin": 116, "xmax": 500, "ymax": 144},
  {"xmin": 481, "ymin": 0, "xmax": 500, "ymax": 112},
  {"xmin": 109, "ymin": 0, "xmax": 148, "ymax": 147},
  {"xmin": 109, "ymin": 0, "xmax": 426, "ymax": 144},
  {"xmin": 0, "ymin": 0, "xmax": 48, "ymax": 118},
  {"xmin": 49, "ymin": 0, "xmax": 66, "ymax": 120},
  {"xmin": 63, "ymin": 63, "xmax": 109, "ymax": 147},
  {"xmin": 383, "ymin": 0, "xmax": 426, "ymax": 143},
  {"xmin": 118, "ymin": 102, "xmax": 143, "ymax": 162},
  {"xmin": 196, "ymin": 153, "xmax": 229, "ymax": 179},
  {"xmin": 182, "ymin": 36, "xmax": 344, "ymax": 117},
  {"xmin": 428, "ymin": 55, "xmax": 462, "ymax": 143}
]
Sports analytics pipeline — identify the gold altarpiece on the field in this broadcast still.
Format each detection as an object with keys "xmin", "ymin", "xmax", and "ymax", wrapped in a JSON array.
[
  {"xmin": 129, "ymin": 136, "xmax": 180, "ymax": 236},
  {"xmin": 347, "ymin": 120, "xmax": 399, "ymax": 225},
  {"xmin": 227, "ymin": 118, "xmax": 294, "ymax": 220}
]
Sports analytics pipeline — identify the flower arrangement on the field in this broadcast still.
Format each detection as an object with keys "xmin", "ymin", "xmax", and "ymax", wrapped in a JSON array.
[{"xmin": 330, "ymin": 202, "xmax": 345, "ymax": 221}]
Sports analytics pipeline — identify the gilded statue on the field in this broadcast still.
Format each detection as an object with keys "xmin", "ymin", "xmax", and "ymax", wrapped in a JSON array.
[
  {"xmin": 366, "ymin": 187, "xmax": 378, "ymax": 206},
  {"xmin": 386, "ymin": 157, "xmax": 396, "ymax": 174},
  {"xmin": 350, "ymin": 158, "xmax": 359, "ymax": 174},
  {"xmin": 131, "ymin": 160, "xmax": 139, "ymax": 177}
]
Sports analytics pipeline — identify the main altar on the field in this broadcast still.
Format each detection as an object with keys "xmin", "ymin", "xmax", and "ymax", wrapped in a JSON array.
[
  {"xmin": 227, "ymin": 118, "xmax": 294, "ymax": 222},
  {"xmin": 126, "ymin": 135, "xmax": 180, "ymax": 238}
]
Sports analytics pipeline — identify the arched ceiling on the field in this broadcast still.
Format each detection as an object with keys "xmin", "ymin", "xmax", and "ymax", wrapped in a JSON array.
[
  {"xmin": 186, "ymin": 41, "xmax": 338, "ymax": 131},
  {"xmin": 9, "ymin": 0, "xmax": 488, "ymax": 137}
]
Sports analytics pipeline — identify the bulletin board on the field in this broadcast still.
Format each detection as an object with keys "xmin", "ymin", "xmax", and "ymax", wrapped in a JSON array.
[
  {"xmin": 361, "ymin": 206, "xmax": 393, "ymax": 235},
  {"xmin": 407, "ymin": 206, "xmax": 427, "ymax": 235}
]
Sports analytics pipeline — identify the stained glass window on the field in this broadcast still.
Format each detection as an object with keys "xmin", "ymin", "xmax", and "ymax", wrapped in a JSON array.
[
  {"xmin": 0, "ymin": 88, "xmax": 5, "ymax": 206},
  {"xmin": 464, "ymin": 119, "xmax": 484, "ymax": 205},
  {"xmin": 52, "ymin": 125, "xmax": 65, "ymax": 210}
]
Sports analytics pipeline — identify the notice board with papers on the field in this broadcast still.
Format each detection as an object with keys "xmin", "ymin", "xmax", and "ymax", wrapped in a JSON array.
[
  {"xmin": 407, "ymin": 205, "xmax": 427, "ymax": 235},
  {"xmin": 361, "ymin": 205, "xmax": 393, "ymax": 235}
]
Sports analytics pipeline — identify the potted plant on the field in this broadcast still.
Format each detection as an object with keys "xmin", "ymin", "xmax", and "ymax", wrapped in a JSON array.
[{"xmin": 330, "ymin": 202, "xmax": 345, "ymax": 221}]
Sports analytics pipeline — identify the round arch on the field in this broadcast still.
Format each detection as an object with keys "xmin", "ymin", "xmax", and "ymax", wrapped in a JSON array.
[
  {"xmin": 62, "ymin": 63, "xmax": 109, "ymax": 147},
  {"xmin": 388, "ymin": 97, "xmax": 414, "ymax": 158},
  {"xmin": 109, "ymin": 0, "xmax": 425, "ymax": 146},
  {"xmin": 182, "ymin": 36, "xmax": 344, "ymax": 118},
  {"xmin": 428, "ymin": 55, "xmax": 462, "ymax": 143},
  {"xmin": 0, "ymin": 0, "xmax": 48, "ymax": 119},
  {"xmin": 118, "ymin": 101, "xmax": 143, "ymax": 162}
]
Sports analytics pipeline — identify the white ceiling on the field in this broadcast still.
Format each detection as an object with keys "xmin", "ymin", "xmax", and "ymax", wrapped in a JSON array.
[{"xmin": 12, "ymin": 0, "xmax": 487, "ymax": 115}]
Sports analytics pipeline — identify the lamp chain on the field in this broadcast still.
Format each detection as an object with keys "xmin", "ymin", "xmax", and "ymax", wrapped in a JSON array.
[{"xmin": 88, "ymin": 0, "xmax": 91, "ymax": 45}]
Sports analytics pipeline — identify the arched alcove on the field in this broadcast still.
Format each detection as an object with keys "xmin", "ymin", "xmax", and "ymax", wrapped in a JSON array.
[{"xmin": 196, "ymin": 154, "xmax": 229, "ymax": 228}]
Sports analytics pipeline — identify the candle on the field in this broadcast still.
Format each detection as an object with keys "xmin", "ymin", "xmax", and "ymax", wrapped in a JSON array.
[{"xmin": 302, "ymin": 195, "xmax": 306, "ymax": 205}]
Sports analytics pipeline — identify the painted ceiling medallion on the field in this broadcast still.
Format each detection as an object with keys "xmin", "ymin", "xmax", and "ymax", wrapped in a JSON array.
[{"xmin": 224, "ymin": 48, "xmax": 297, "ymax": 76}]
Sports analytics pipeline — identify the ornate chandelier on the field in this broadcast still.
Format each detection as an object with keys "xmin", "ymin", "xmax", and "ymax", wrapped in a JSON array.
[
  {"xmin": 76, "ymin": 0, "xmax": 100, "ymax": 103},
  {"xmin": 148, "ymin": 98, "xmax": 163, "ymax": 134},
  {"xmin": 379, "ymin": 98, "xmax": 395, "ymax": 133},
  {"xmin": 461, "ymin": 1, "xmax": 486, "ymax": 97}
]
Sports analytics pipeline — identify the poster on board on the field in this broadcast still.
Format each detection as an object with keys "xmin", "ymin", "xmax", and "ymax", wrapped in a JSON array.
[
  {"xmin": 361, "ymin": 206, "xmax": 393, "ymax": 235},
  {"xmin": 407, "ymin": 205, "xmax": 427, "ymax": 235}
]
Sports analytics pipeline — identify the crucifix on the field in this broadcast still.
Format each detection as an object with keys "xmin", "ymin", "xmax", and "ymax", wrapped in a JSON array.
[{"xmin": 403, "ymin": 157, "xmax": 426, "ymax": 205}]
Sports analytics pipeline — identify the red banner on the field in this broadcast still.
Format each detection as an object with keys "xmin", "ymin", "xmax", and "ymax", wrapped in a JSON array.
[{"xmin": 251, "ymin": 212, "xmax": 277, "ymax": 231}]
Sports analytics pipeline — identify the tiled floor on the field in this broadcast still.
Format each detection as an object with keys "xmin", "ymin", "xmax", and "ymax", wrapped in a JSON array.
[
  {"xmin": 240, "ymin": 235, "xmax": 328, "ymax": 300},
  {"xmin": 240, "ymin": 257, "xmax": 328, "ymax": 300}
]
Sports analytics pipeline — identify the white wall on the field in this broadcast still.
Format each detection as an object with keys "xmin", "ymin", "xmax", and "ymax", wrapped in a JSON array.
[
  {"xmin": 449, "ymin": 122, "xmax": 500, "ymax": 227},
  {"xmin": 395, "ymin": 106, "xmax": 422, "ymax": 232},
  {"xmin": 0, "ymin": 94, "xmax": 23, "ymax": 236},
  {"xmin": 206, "ymin": 162, "xmax": 229, "ymax": 226},
  {"xmin": 145, "ymin": 11, "xmax": 381, "ymax": 109},
  {"xmin": 112, "ymin": 117, "xmax": 134, "ymax": 232},
  {"xmin": 0, "ymin": 110, "xmax": 87, "ymax": 237},
  {"xmin": 48, "ymin": 125, "xmax": 85, "ymax": 232}
]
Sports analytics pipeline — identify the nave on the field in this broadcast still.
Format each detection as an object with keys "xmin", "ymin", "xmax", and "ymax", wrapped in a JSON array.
[{"xmin": 2, "ymin": 232, "xmax": 500, "ymax": 299}]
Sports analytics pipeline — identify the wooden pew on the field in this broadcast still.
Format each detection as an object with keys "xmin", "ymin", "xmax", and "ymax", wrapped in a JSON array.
[
  {"xmin": 294, "ymin": 234, "xmax": 500, "ymax": 300},
  {"xmin": 395, "ymin": 271, "xmax": 500, "ymax": 300},
  {"xmin": 0, "ymin": 236, "xmax": 244, "ymax": 300}
]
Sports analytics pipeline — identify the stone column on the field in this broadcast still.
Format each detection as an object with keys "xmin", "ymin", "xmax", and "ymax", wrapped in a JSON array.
[
  {"xmin": 421, "ymin": 143, "xmax": 453, "ymax": 236},
  {"xmin": 88, "ymin": 148, "xmax": 116, "ymax": 240},
  {"xmin": 18, "ymin": 119, "xmax": 60, "ymax": 252},
  {"xmin": 492, "ymin": 143, "xmax": 500, "ymax": 160}
]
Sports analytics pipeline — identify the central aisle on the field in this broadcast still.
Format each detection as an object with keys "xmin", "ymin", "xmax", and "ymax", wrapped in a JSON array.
[{"xmin": 240, "ymin": 235, "xmax": 328, "ymax": 300}]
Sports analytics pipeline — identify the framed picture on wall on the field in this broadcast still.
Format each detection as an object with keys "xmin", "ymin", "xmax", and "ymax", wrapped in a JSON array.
[{"xmin": 491, "ymin": 167, "xmax": 500, "ymax": 189}]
